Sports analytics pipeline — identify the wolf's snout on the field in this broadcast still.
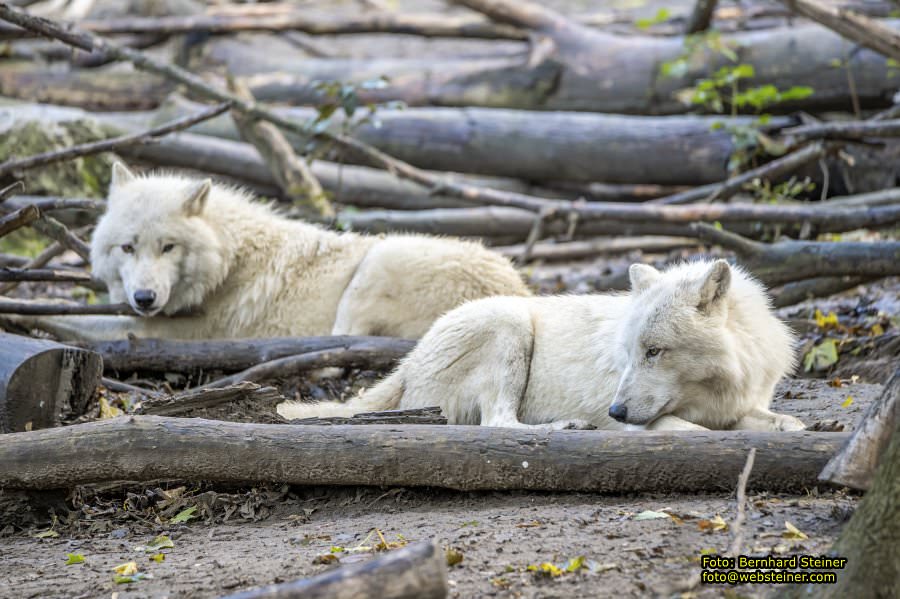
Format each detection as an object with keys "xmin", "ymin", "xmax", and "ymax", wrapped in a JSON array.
[
  {"xmin": 608, "ymin": 403, "xmax": 627, "ymax": 422},
  {"xmin": 133, "ymin": 289, "xmax": 157, "ymax": 310}
]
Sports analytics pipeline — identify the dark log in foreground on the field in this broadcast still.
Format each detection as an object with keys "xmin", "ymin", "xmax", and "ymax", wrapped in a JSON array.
[
  {"xmin": 0, "ymin": 333, "xmax": 101, "ymax": 433},
  {"xmin": 221, "ymin": 541, "xmax": 448, "ymax": 599},
  {"xmin": 0, "ymin": 301, "xmax": 136, "ymax": 315},
  {"xmin": 819, "ymin": 369, "xmax": 899, "ymax": 490},
  {"xmin": 85, "ymin": 336, "xmax": 416, "ymax": 373},
  {"xmin": 0, "ymin": 416, "xmax": 848, "ymax": 492},
  {"xmin": 771, "ymin": 276, "xmax": 874, "ymax": 308}
]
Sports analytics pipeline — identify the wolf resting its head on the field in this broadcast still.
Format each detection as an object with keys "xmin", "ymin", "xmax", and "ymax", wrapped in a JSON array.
[
  {"xmin": 90, "ymin": 162, "xmax": 230, "ymax": 316},
  {"xmin": 608, "ymin": 259, "xmax": 795, "ymax": 428}
]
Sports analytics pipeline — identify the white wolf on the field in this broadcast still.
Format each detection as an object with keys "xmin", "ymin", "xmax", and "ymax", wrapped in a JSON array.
[
  {"xmin": 278, "ymin": 259, "xmax": 806, "ymax": 432},
  {"xmin": 5, "ymin": 162, "xmax": 529, "ymax": 341}
]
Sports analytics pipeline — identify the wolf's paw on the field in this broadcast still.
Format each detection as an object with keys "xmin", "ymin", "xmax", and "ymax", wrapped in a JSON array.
[
  {"xmin": 773, "ymin": 414, "xmax": 807, "ymax": 432},
  {"xmin": 556, "ymin": 419, "xmax": 596, "ymax": 430}
]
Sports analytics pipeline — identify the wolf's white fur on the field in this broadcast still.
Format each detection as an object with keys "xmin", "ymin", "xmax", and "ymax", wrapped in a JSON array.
[
  {"xmin": 277, "ymin": 260, "xmax": 805, "ymax": 432},
  {"xmin": 15, "ymin": 163, "xmax": 529, "ymax": 341}
]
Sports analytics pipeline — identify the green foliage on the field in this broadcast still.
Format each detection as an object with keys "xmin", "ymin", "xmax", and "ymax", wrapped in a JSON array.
[
  {"xmin": 743, "ymin": 176, "xmax": 816, "ymax": 204},
  {"xmin": 635, "ymin": 8, "xmax": 670, "ymax": 30}
]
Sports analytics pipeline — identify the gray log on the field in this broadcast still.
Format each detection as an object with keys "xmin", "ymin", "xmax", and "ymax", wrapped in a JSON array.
[
  {"xmin": 0, "ymin": 333, "xmax": 102, "ymax": 433},
  {"xmin": 221, "ymin": 541, "xmax": 448, "ymax": 599},
  {"xmin": 83, "ymin": 335, "xmax": 416, "ymax": 373},
  {"xmin": 0, "ymin": 416, "xmax": 849, "ymax": 492}
]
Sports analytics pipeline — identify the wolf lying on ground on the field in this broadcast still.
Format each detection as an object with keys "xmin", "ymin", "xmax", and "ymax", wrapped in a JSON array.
[
  {"xmin": 2, "ymin": 162, "xmax": 529, "ymax": 341},
  {"xmin": 278, "ymin": 259, "xmax": 806, "ymax": 432}
]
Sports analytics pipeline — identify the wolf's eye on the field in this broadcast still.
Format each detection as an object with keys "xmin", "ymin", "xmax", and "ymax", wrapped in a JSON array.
[
  {"xmin": 646, "ymin": 347, "xmax": 661, "ymax": 358},
  {"xmin": 162, "ymin": 243, "xmax": 175, "ymax": 254},
  {"xmin": 121, "ymin": 244, "xmax": 134, "ymax": 254}
]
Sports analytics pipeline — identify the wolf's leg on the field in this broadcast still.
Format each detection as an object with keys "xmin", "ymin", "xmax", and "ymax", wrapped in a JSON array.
[
  {"xmin": 731, "ymin": 408, "xmax": 806, "ymax": 431},
  {"xmin": 644, "ymin": 415, "xmax": 709, "ymax": 431}
]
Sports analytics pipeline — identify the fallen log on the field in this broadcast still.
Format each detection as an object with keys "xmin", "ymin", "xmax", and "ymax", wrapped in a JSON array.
[
  {"xmin": 690, "ymin": 223, "xmax": 900, "ymax": 285},
  {"xmin": 0, "ymin": 301, "xmax": 137, "ymax": 315},
  {"xmin": 84, "ymin": 336, "xmax": 416, "ymax": 373},
  {"xmin": 0, "ymin": 332, "xmax": 102, "ymax": 433},
  {"xmin": 494, "ymin": 236, "xmax": 700, "ymax": 263},
  {"xmin": 221, "ymin": 540, "xmax": 448, "ymax": 599},
  {"xmin": 0, "ymin": 416, "xmax": 849, "ymax": 492},
  {"xmin": 819, "ymin": 369, "xmax": 899, "ymax": 490},
  {"xmin": 155, "ymin": 100, "xmax": 779, "ymax": 185},
  {"xmin": 779, "ymin": 0, "xmax": 900, "ymax": 61},
  {"xmin": 771, "ymin": 276, "xmax": 875, "ymax": 308},
  {"xmin": 135, "ymin": 382, "xmax": 284, "ymax": 417},
  {"xmin": 200, "ymin": 18, "xmax": 899, "ymax": 114},
  {"xmin": 0, "ymin": 267, "xmax": 96, "ymax": 284}
]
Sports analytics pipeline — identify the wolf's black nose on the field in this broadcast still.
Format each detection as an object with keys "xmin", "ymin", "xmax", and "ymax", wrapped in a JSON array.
[
  {"xmin": 133, "ymin": 289, "xmax": 156, "ymax": 310},
  {"xmin": 608, "ymin": 404, "xmax": 627, "ymax": 422}
]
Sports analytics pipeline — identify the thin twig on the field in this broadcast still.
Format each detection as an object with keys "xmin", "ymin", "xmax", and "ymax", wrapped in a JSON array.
[
  {"xmin": 0, "ymin": 267, "xmax": 102, "ymax": 288},
  {"xmin": 0, "ymin": 102, "xmax": 231, "ymax": 178},
  {"xmin": 0, "ymin": 241, "xmax": 66, "ymax": 294},
  {"xmin": 0, "ymin": 181, "xmax": 24, "ymax": 202},
  {"xmin": 729, "ymin": 448, "xmax": 756, "ymax": 558}
]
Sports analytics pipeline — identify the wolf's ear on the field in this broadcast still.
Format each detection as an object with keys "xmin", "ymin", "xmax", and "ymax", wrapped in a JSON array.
[
  {"xmin": 183, "ymin": 179, "xmax": 212, "ymax": 216},
  {"xmin": 110, "ymin": 161, "xmax": 136, "ymax": 190},
  {"xmin": 697, "ymin": 259, "xmax": 732, "ymax": 313},
  {"xmin": 629, "ymin": 263, "xmax": 661, "ymax": 294}
]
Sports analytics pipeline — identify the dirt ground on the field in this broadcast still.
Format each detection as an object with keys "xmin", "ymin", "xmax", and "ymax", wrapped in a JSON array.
[{"xmin": 0, "ymin": 377, "xmax": 882, "ymax": 599}]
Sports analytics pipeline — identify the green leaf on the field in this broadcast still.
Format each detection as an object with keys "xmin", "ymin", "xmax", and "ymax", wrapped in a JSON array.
[
  {"xmin": 65, "ymin": 553, "xmax": 85, "ymax": 565},
  {"xmin": 169, "ymin": 506, "xmax": 197, "ymax": 524},
  {"xmin": 564, "ymin": 555, "xmax": 585, "ymax": 572},
  {"xmin": 779, "ymin": 86, "xmax": 814, "ymax": 101},
  {"xmin": 635, "ymin": 8, "xmax": 670, "ymax": 29},
  {"xmin": 145, "ymin": 535, "xmax": 174, "ymax": 552},
  {"xmin": 803, "ymin": 339, "xmax": 839, "ymax": 372}
]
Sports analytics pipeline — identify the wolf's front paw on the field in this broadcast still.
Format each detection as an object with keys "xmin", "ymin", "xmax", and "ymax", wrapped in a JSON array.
[
  {"xmin": 773, "ymin": 414, "xmax": 806, "ymax": 432},
  {"xmin": 556, "ymin": 419, "xmax": 596, "ymax": 430}
]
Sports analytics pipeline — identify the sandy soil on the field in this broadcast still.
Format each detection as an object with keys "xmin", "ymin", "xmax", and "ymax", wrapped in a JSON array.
[{"xmin": 0, "ymin": 377, "xmax": 881, "ymax": 599}]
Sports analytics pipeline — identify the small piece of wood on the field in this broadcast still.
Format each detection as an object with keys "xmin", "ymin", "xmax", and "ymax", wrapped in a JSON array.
[
  {"xmin": 134, "ymin": 381, "xmax": 284, "ymax": 417},
  {"xmin": 288, "ymin": 407, "xmax": 447, "ymax": 426},
  {"xmin": 84, "ymin": 336, "xmax": 416, "ymax": 373},
  {"xmin": 0, "ymin": 332, "xmax": 102, "ymax": 433},
  {"xmin": 221, "ymin": 540, "xmax": 448, "ymax": 599},
  {"xmin": 0, "ymin": 416, "xmax": 849, "ymax": 492},
  {"xmin": 819, "ymin": 369, "xmax": 899, "ymax": 490},
  {"xmin": 0, "ymin": 204, "xmax": 39, "ymax": 238}
]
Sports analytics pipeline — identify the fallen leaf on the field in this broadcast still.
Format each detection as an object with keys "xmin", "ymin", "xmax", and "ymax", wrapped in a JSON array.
[
  {"xmin": 98, "ymin": 396, "xmax": 123, "ymax": 419},
  {"xmin": 698, "ymin": 515, "xmax": 728, "ymax": 533},
  {"xmin": 527, "ymin": 562, "xmax": 563, "ymax": 577},
  {"xmin": 34, "ymin": 529, "xmax": 59, "ymax": 539},
  {"xmin": 814, "ymin": 309, "xmax": 839, "ymax": 329},
  {"xmin": 445, "ymin": 548, "xmax": 464, "ymax": 567},
  {"xmin": 312, "ymin": 554, "xmax": 339, "ymax": 565},
  {"xmin": 634, "ymin": 510, "xmax": 671, "ymax": 521},
  {"xmin": 564, "ymin": 556, "xmax": 585, "ymax": 572},
  {"xmin": 841, "ymin": 396, "xmax": 854, "ymax": 408},
  {"xmin": 139, "ymin": 535, "xmax": 174, "ymax": 552},
  {"xmin": 114, "ymin": 561, "xmax": 138, "ymax": 576},
  {"xmin": 65, "ymin": 553, "xmax": 85, "ymax": 565},
  {"xmin": 169, "ymin": 506, "xmax": 197, "ymax": 524},
  {"xmin": 783, "ymin": 521, "xmax": 809, "ymax": 540},
  {"xmin": 871, "ymin": 323, "xmax": 884, "ymax": 336},
  {"xmin": 149, "ymin": 553, "xmax": 165, "ymax": 563},
  {"xmin": 827, "ymin": 377, "xmax": 844, "ymax": 388},
  {"xmin": 803, "ymin": 339, "xmax": 839, "ymax": 372},
  {"xmin": 113, "ymin": 572, "xmax": 151, "ymax": 584}
]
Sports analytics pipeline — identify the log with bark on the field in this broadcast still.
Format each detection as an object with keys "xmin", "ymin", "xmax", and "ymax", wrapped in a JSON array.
[
  {"xmin": 288, "ymin": 407, "xmax": 447, "ymax": 426},
  {"xmin": 221, "ymin": 541, "xmax": 448, "ymax": 599},
  {"xmin": 84, "ymin": 336, "xmax": 416, "ymax": 373},
  {"xmin": 782, "ymin": 370, "xmax": 900, "ymax": 599},
  {"xmin": 198, "ymin": 16, "xmax": 899, "ymax": 114},
  {"xmin": 0, "ymin": 416, "xmax": 849, "ymax": 492},
  {"xmin": 819, "ymin": 368, "xmax": 899, "ymax": 490},
  {"xmin": 0, "ymin": 332, "xmax": 101, "ymax": 433}
]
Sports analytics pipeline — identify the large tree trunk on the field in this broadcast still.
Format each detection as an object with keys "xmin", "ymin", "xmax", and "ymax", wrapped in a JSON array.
[
  {"xmin": 0, "ymin": 416, "xmax": 848, "ymax": 493},
  {"xmin": 199, "ymin": 19, "xmax": 898, "ymax": 114},
  {"xmin": 783, "ymin": 371, "xmax": 899, "ymax": 598},
  {"xmin": 0, "ymin": 333, "xmax": 102, "ymax": 433}
]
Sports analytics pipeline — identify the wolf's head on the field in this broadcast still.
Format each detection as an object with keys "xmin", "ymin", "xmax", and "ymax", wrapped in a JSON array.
[
  {"xmin": 90, "ymin": 162, "xmax": 230, "ymax": 316},
  {"xmin": 608, "ymin": 259, "xmax": 746, "ymax": 426}
]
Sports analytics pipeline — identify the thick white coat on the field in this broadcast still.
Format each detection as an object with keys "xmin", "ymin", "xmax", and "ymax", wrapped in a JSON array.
[
  {"xmin": 278, "ymin": 260, "xmax": 806, "ymax": 432},
  {"xmin": 18, "ymin": 163, "xmax": 529, "ymax": 341}
]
